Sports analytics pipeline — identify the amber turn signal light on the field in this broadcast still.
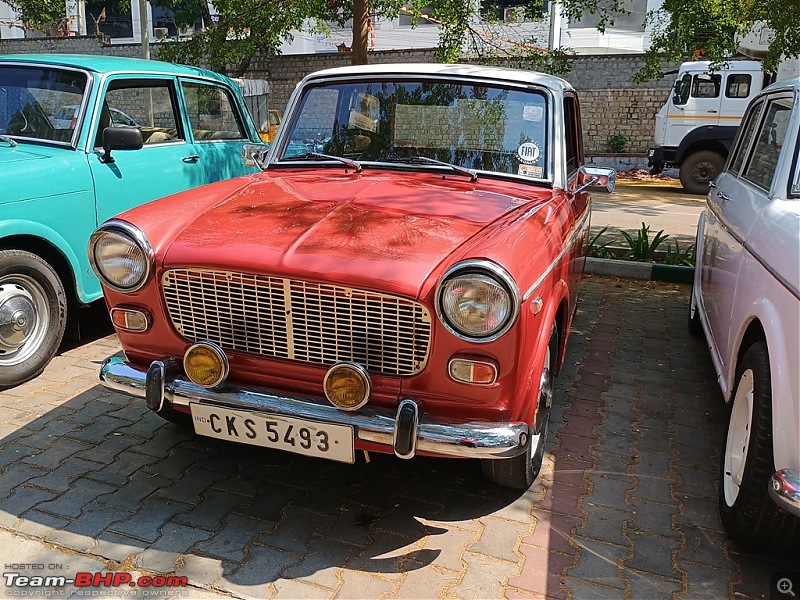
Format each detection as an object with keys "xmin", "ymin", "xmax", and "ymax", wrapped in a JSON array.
[
  {"xmin": 323, "ymin": 362, "xmax": 371, "ymax": 411},
  {"xmin": 448, "ymin": 358, "xmax": 498, "ymax": 385},
  {"xmin": 110, "ymin": 307, "xmax": 150, "ymax": 332}
]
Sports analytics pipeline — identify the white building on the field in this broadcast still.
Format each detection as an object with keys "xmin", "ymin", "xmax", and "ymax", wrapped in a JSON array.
[{"xmin": 0, "ymin": 0, "xmax": 663, "ymax": 56}]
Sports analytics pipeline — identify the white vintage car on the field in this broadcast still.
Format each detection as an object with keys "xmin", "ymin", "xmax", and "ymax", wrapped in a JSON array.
[{"xmin": 690, "ymin": 76, "xmax": 800, "ymax": 547}]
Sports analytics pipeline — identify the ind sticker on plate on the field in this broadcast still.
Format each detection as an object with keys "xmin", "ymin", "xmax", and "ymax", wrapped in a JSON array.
[{"xmin": 518, "ymin": 164, "xmax": 543, "ymax": 178}]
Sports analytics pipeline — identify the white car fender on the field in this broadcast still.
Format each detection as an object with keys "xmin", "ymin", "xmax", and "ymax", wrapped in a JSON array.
[{"xmin": 726, "ymin": 255, "xmax": 800, "ymax": 473}]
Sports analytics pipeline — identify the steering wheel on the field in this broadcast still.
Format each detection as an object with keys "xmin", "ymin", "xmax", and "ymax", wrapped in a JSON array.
[
  {"xmin": 345, "ymin": 127, "xmax": 391, "ymax": 160},
  {"xmin": 6, "ymin": 110, "xmax": 28, "ymax": 135}
]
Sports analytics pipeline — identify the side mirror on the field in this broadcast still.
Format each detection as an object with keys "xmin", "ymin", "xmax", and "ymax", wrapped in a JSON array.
[
  {"xmin": 100, "ymin": 127, "xmax": 143, "ymax": 164},
  {"xmin": 241, "ymin": 142, "xmax": 270, "ymax": 168},
  {"xmin": 576, "ymin": 166, "xmax": 616, "ymax": 194}
]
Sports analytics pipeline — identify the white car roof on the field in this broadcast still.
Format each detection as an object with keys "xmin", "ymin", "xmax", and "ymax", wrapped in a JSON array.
[{"xmin": 300, "ymin": 63, "xmax": 574, "ymax": 93}]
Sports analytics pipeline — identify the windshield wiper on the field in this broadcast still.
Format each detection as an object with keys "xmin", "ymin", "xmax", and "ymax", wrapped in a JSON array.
[
  {"xmin": 294, "ymin": 152, "xmax": 362, "ymax": 173},
  {"xmin": 399, "ymin": 156, "xmax": 478, "ymax": 182}
]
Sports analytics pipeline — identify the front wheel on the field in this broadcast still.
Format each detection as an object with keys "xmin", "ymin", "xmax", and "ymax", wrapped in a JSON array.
[
  {"xmin": 482, "ymin": 325, "xmax": 557, "ymax": 490},
  {"xmin": 680, "ymin": 150, "xmax": 724, "ymax": 195},
  {"xmin": 0, "ymin": 250, "xmax": 67, "ymax": 389},
  {"xmin": 719, "ymin": 341, "xmax": 800, "ymax": 548}
]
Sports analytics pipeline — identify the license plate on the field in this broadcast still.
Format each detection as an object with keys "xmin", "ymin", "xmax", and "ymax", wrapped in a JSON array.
[{"xmin": 190, "ymin": 404, "xmax": 354, "ymax": 463}]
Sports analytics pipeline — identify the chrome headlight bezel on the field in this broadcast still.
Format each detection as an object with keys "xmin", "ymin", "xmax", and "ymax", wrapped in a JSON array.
[
  {"xmin": 435, "ymin": 260, "xmax": 520, "ymax": 342},
  {"xmin": 88, "ymin": 220, "xmax": 153, "ymax": 293}
]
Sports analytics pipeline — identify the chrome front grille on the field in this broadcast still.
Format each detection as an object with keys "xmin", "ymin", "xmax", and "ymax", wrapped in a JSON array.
[{"xmin": 162, "ymin": 269, "xmax": 431, "ymax": 376}]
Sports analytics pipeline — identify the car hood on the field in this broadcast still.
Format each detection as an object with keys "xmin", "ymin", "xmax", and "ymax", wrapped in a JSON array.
[
  {"xmin": 0, "ymin": 144, "xmax": 51, "ymax": 164},
  {"xmin": 161, "ymin": 171, "xmax": 540, "ymax": 298}
]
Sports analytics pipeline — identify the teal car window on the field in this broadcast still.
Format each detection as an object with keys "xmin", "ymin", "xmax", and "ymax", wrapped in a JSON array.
[
  {"xmin": 100, "ymin": 81, "xmax": 184, "ymax": 147},
  {"xmin": 0, "ymin": 65, "xmax": 87, "ymax": 143},
  {"xmin": 182, "ymin": 81, "xmax": 247, "ymax": 142}
]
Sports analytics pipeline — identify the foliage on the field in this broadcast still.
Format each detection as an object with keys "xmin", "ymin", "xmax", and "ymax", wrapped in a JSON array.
[
  {"xmin": 560, "ymin": 0, "xmax": 800, "ymax": 81},
  {"xmin": 587, "ymin": 227, "xmax": 614, "ymax": 259},
  {"xmin": 6, "ymin": 0, "xmax": 67, "ymax": 33},
  {"xmin": 663, "ymin": 239, "xmax": 695, "ymax": 266},
  {"xmin": 605, "ymin": 133, "xmax": 627, "ymax": 153},
  {"xmin": 620, "ymin": 223, "xmax": 669, "ymax": 262}
]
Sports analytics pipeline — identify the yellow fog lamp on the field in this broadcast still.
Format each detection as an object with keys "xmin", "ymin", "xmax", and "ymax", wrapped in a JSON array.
[
  {"xmin": 323, "ymin": 362, "xmax": 371, "ymax": 411},
  {"xmin": 183, "ymin": 341, "xmax": 229, "ymax": 389}
]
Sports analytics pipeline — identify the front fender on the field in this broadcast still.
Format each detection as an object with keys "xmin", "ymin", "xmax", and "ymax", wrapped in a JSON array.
[
  {"xmin": 0, "ymin": 219, "xmax": 98, "ymax": 303},
  {"xmin": 728, "ymin": 296, "xmax": 800, "ymax": 473},
  {"xmin": 511, "ymin": 277, "xmax": 569, "ymax": 425}
]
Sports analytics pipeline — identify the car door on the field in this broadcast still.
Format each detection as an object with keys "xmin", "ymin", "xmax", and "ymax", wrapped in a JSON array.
[
  {"xmin": 179, "ymin": 78, "xmax": 256, "ymax": 184},
  {"xmin": 701, "ymin": 94, "xmax": 791, "ymax": 368},
  {"xmin": 88, "ymin": 75, "xmax": 206, "ymax": 224}
]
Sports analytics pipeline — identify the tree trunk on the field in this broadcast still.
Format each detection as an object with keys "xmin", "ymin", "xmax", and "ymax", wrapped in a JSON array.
[{"xmin": 352, "ymin": 0, "xmax": 369, "ymax": 65}]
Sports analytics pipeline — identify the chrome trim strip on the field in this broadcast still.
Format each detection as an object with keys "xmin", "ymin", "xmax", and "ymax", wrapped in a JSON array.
[
  {"xmin": 523, "ymin": 208, "xmax": 590, "ymax": 301},
  {"xmin": 769, "ymin": 469, "xmax": 800, "ymax": 518},
  {"xmin": 88, "ymin": 219, "xmax": 154, "ymax": 294},
  {"xmin": 434, "ymin": 259, "xmax": 521, "ymax": 343},
  {"xmin": 707, "ymin": 200, "xmax": 800, "ymax": 301},
  {"xmin": 100, "ymin": 356, "xmax": 529, "ymax": 459}
]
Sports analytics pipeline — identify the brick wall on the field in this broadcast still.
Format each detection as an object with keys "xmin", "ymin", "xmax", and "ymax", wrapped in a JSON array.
[{"xmin": 0, "ymin": 36, "xmax": 674, "ymax": 154}]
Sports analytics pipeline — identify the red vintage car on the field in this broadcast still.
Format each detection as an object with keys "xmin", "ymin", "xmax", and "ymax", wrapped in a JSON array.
[{"xmin": 91, "ymin": 64, "xmax": 614, "ymax": 489}]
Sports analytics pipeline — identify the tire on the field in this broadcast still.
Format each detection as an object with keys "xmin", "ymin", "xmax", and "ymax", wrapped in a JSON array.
[
  {"xmin": 688, "ymin": 284, "xmax": 703, "ymax": 338},
  {"xmin": 0, "ymin": 250, "xmax": 67, "ymax": 389},
  {"xmin": 482, "ymin": 325, "xmax": 557, "ymax": 490},
  {"xmin": 679, "ymin": 150, "xmax": 725, "ymax": 195},
  {"xmin": 719, "ymin": 341, "xmax": 800, "ymax": 548}
]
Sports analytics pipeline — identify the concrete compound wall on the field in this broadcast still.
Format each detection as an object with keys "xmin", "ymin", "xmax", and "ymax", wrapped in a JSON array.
[{"xmin": 0, "ymin": 36, "xmax": 675, "ymax": 155}]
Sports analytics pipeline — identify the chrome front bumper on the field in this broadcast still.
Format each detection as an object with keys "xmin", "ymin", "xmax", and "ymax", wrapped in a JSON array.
[
  {"xmin": 99, "ymin": 356, "xmax": 529, "ymax": 461},
  {"xmin": 769, "ymin": 469, "xmax": 800, "ymax": 518}
]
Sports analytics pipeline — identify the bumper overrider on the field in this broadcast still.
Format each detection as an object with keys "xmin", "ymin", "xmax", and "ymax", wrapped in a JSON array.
[{"xmin": 99, "ymin": 356, "xmax": 529, "ymax": 462}]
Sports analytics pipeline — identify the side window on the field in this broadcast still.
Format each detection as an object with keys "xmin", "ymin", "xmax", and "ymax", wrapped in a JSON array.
[
  {"xmin": 726, "ymin": 74, "xmax": 752, "ymax": 98},
  {"xmin": 563, "ymin": 95, "xmax": 581, "ymax": 177},
  {"xmin": 673, "ymin": 74, "xmax": 691, "ymax": 106},
  {"xmin": 100, "ymin": 81, "xmax": 183, "ymax": 147},
  {"xmin": 182, "ymin": 82, "xmax": 246, "ymax": 142},
  {"xmin": 742, "ymin": 97, "xmax": 793, "ymax": 191},
  {"xmin": 691, "ymin": 74, "xmax": 722, "ymax": 98},
  {"xmin": 728, "ymin": 100, "xmax": 764, "ymax": 175}
]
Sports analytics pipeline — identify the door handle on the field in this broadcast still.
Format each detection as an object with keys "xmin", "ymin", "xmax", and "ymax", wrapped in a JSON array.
[
  {"xmin": 182, "ymin": 154, "xmax": 200, "ymax": 163},
  {"xmin": 718, "ymin": 191, "xmax": 732, "ymax": 202}
]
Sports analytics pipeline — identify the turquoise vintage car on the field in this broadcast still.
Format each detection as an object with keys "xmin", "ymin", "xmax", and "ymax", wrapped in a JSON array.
[{"xmin": 0, "ymin": 54, "xmax": 266, "ymax": 388}]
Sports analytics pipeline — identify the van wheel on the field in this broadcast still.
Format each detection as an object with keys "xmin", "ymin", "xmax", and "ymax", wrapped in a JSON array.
[
  {"xmin": 0, "ymin": 250, "xmax": 67, "ymax": 389},
  {"xmin": 482, "ymin": 325, "xmax": 557, "ymax": 490},
  {"xmin": 719, "ymin": 341, "xmax": 800, "ymax": 548},
  {"xmin": 680, "ymin": 150, "xmax": 724, "ymax": 195}
]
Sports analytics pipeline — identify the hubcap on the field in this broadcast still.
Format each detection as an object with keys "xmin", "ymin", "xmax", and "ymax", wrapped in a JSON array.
[
  {"xmin": 723, "ymin": 369, "xmax": 754, "ymax": 506},
  {"xmin": 0, "ymin": 276, "xmax": 49, "ymax": 365},
  {"xmin": 530, "ymin": 345, "xmax": 553, "ymax": 454}
]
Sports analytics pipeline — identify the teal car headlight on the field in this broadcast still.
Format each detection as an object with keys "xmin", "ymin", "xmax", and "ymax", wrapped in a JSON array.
[
  {"xmin": 436, "ymin": 261, "xmax": 520, "ymax": 341},
  {"xmin": 89, "ymin": 221, "xmax": 152, "ymax": 293}
]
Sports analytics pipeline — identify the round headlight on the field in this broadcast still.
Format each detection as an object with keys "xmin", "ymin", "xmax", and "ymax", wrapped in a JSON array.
[
  {"xmin": 89, "ymin": 223, "xmax": 151, "ymax": 292},
  {"xmin": 437, "ymin": 263, "xmax": 519, "ymax": 340}
]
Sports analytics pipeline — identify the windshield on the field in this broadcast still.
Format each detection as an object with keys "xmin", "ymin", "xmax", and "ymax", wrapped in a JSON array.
[
  {"xmin": 0, "ymin": 66, "xmax": 88, "ymax": 144},
  {"xmin": 278, "ymin": 79, "xmax": 549, "ymax": 181}
]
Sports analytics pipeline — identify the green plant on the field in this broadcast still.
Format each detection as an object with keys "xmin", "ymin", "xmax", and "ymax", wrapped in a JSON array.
[
  {"xmin": 587, "ymin": 227, "xmax": 614, "ymax": 258},
  {"xmin": 605, "ymin": 133, "xmax": 628, "ymax": 153},
  {"xmin": 620, "ymin": 222, "xmax": 669, "ymax": 262},
  {"xmin": 663, "ymin": 239, "xmax": 696, "ymax": 266}
]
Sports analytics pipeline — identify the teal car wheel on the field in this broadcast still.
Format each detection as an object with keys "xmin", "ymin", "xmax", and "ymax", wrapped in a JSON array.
[{"xmin": 0, "ymin": 250, "xmax": 67, "ymax": 389}]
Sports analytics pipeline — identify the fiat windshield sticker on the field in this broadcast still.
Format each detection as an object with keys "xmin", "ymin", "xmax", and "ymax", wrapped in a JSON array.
[{"xmin": 517, "ymin": 142, "xmax": 540, "ymax": 164}]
